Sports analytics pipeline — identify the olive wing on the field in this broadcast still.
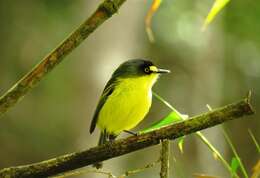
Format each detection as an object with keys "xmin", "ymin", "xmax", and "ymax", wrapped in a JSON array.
[{"xmin": 89, "ymin": 78, "xmax": 117, "ymax": 134}]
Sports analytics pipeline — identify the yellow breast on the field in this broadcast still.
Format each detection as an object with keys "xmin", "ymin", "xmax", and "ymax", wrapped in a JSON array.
[{"xmin": 97, "ymin": 74, "xmax": 158, "ymax": 135}]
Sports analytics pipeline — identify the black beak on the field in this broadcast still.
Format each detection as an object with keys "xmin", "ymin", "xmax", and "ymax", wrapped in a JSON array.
[{"xmin": 157, "ymin": 68, "xmax": 171, "ymax": 74}]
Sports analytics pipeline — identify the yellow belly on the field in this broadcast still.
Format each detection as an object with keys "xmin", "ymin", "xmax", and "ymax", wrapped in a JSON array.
[{"xmin": 97, "ymin": 75, "xmax": 157, "ymax": 135}]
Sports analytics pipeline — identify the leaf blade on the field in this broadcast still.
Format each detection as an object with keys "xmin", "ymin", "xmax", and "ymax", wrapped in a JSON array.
[
  {"xmin": 203, "ymin": 0, "xmax": 231, "ymax": 30},
  {"xmin": 231, "ymin": 157, "xmax": 240, "ymax": 176}
]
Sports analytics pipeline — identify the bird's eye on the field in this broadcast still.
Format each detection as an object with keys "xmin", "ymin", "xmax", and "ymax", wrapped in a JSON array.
[{"xmin": 144, "ymin": 67, "xmax": 150, "ymax": 73}]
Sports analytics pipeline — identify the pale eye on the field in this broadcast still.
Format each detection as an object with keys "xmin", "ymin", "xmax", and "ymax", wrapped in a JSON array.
[{"xmin": 144, "ymin": 67, "xmax": 150, "ymax": 73}]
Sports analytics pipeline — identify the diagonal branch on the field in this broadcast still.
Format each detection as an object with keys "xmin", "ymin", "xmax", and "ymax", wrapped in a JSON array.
[
  {"xmin": 0, "ymin": 96, "xmax": 254, "ymax": 178},
  {"xmin": 0, "ymin": 0, "xmax": 127, "ymax": 117}
]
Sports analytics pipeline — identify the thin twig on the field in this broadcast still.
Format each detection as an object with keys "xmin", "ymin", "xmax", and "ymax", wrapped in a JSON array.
[
  {"xmin": 53, "ymin": 160, "xmax": 159, "ymax": 178},
  {"xmin": 160, "ymin": 140, "xmax": 170, "ymax": 178},
  {"xmin": 0, "ymin": 96, "xmax": 254, "ymax": 178},
  {"xmin": 52, "ymin": 168, "xmax": 116, "ymax": 178},
  {"xmin": 119, "ymin": 160, "xmax": 159, "ymax": 178},
  {"xmin": 0, "ymin": 0, "xmax": 127, "ymax": 117}
]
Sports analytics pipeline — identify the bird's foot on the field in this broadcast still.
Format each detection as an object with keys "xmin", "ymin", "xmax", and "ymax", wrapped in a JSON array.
[
  {"xmin": 124, "ymin": 130, "xmax": 138, "ymax": 136},
  {"xmin": 108, "ymin": 134, "xmax": 117, "ymax": 142}
]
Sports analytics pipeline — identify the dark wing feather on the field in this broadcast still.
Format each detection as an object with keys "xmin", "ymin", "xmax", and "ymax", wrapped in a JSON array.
[{"xmin": 89, "ymin": 78, "xmax": 117, "ymax": 134}]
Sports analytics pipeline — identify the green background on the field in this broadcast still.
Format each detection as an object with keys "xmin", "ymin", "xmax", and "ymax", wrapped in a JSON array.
[{"xmin": 0, "ymin": 0, "xmax": 259, "ymax": 177}]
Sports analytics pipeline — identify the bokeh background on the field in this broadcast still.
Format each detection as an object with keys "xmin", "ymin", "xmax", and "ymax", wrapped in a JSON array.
[{"xmin": 0, "ymin": 0, "xmax": 259, "ymax": 177}]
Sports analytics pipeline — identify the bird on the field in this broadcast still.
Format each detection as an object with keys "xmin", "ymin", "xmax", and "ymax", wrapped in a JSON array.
[{"xmin": 89, "ymin": 59, "xmax": 170, "ymax": 168}]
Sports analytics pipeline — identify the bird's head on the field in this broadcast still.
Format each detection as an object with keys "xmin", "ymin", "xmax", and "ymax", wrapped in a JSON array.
[{"xmin": 112, "ymin": 59, "xmax": 170, "ymax": 79}]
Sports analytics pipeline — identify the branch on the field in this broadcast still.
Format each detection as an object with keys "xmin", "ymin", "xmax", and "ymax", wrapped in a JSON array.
[
  {"xmin": 0, "ymin": 0, "xmax": 127, "ymax": 117},
  {"xmin": 53, "ymin": 168, "xmax": 116, "ymax": 178},
  {"xmin": 160, "ymin": 140, "xmax": 170, "ymax": 178},
  {"xmin": 0, "ymin": 96, "xmax": 254, "ymax": 178},
  {"xmin": 120, "ymin": 162, "xmax": 159, "ymax": 178}
]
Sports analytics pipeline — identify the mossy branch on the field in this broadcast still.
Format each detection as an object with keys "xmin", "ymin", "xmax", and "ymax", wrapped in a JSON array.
[
  {"xmin": 0, "ymin": 96, "xmax": 254, "ymax": 178},
  {"xmin": 160, "ymin": 140, "xmax": 170, "ymax": 178},
  {"xmin": 0, "ymin": 0, "xmax": 127, "ymax": 117}
]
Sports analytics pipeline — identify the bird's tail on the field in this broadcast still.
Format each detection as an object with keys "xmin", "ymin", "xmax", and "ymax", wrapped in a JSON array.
[{"xmin": 93, "ymin": 131, "xmax": 107, "ymax": 169}]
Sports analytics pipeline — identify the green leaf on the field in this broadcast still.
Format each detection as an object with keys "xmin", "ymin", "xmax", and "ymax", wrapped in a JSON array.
[
  {"xmin": 178, "ymin": 136, "xmax": 185, "ymax": 153},
  {"xmin": 231, "ymin": 157, "xmax": 240, "ymax": 175},
  {"xmin": 203, "ymin": 0, "xmax": 231, "ymax": 30},
  {"xmin": 139, "ymin": 111, "xmax": 183, "ymax": 134}
]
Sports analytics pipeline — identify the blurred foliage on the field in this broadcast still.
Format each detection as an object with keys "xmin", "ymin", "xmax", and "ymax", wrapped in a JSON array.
[
  {"xmin": 0, "ymin": 0, "xmax": 259, "ymax": 178},
  {"xmin": 252, "ymin": 160, "xmax": 260, "ymax": 178},
  {"xmin": 203, "ymin": 0, "xmax": 230, "ymax": 30}
]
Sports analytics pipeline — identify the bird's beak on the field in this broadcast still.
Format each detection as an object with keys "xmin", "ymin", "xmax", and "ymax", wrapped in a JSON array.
[
  {"xmin": 149, "ymin": 66, "xmax": 170, "ymax": 74},
  {"xmin": 157, "ymin": 68, "xmax": 171, "ymax": 74}
]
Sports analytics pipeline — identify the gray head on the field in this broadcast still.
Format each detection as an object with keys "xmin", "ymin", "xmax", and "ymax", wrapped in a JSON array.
[{"xmin": 112, "ymin": 59, "xmax": 170, "ymax": 79}]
